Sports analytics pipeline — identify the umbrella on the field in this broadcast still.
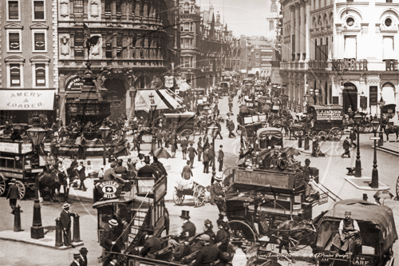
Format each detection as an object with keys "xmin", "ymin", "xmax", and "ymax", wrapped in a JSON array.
[
  {"xmin": 152, "ymin": 147, "xmax": 171, "ymax": 159},
  {"xmin": 281, "ymin": 146, "xmax": 301, "ymax": 156}
]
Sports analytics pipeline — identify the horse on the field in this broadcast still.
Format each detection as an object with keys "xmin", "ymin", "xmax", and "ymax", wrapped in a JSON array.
[
  {"xmin": 383, "ymin": 124, "xmax": 399, "ymax": 142},
  {"xmin": 273, "ymin": 219, "xmax": 317, "ymax": 253},
  {"xmin": 38, "ymin": 171, "xmax": 61, "ymax": 202}
]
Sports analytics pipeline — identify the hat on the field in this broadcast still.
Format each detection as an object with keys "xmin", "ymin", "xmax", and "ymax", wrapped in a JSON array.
[
  {"xmin": 180, "ymin": 210, "xmax": 190, "ymax": 219},
  {"xmin": 305, "ymin": 158, "xmax": 311, "ymax": 163},
  {"xmin": 108, "ymin": 219, "xmax": 118, "ymax": 226},
  {"xmin": 62, "ymin": 203, "xmax": 70, "ymax": 209},
  {"xmin": 219, "ymin": 145, "xmax": 223, "ymax": 148},
  {"xmin": 79, "ymin": 247, "xmax": 88, "ymax": 253},
  {"xmin": 200, "ymin": 234, "xmax": 211, "ymax": 242},
  {"xmin": 110, "ymin": 162, "xmax": 117, "ymax": 168},
  {"xmin": 344, "ymin": 211, "xmax": 351, "ymax": 216},
  {"xmin": 215, "ymin": 172, "xmax": 223, "ymax": 181},
  {"xmin": 11, "ymin": 178, "xmax": 16, "ymax": 182}
]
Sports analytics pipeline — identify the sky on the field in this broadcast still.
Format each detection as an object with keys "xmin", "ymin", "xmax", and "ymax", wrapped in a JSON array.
[{"xmin": 198, "ymin": 0, "xmax": 269, "ymax": 37}]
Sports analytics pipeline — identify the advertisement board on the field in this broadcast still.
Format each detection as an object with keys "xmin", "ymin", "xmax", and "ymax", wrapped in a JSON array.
[{"xmin": 316, "ymin": 109, "xmax": 342, "ymax": 121}]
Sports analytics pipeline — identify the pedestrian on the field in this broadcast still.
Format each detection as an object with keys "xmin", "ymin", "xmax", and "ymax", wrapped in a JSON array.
[
  {"xmin": 163, "ymin": 129, "xmax": 170, "ymax": 148},
  {"xmin": 6, "ymin": 178, "xmax": 20, "ymax": 214},
  {"xmin": 127, "ymin": 158, "xmax": 136, "ymax": 173},
  {"xmin": 72, "ymin": 247, "xmax": 88, "ymax": 266},
  {"xmin": 60, "ymin": 203, "xmax": 76, "ymax": 247},
  {"xmin": 203, "ymin": 148, "xmax": 210, "ymax": 174},
  {"xmin": 215, "ymin": 121, "xmax": 223, "ymax": 139},
  {"xmin": 209, "ymin": 144, "xmax": 215, "ymax": 168},
  {"xmin": 197, "ymin": 137, "xmax": 203, "ymax": 162},
  {"xmin": 181, "ymin": 160, "xmax": 193, "ymax": 180},
  {"xmin": 156, "ymin": 129, "xmax": 163, "ymax": 148},
  {"xmin": 227, "ymin": 119, "xmax": 236, "ymax": 138},
  {"xmin": 181, "ymin": 137, "xmax": 188, "ymax": 160},
  {"xmin": 100, "ymin": 219, "xmax": 121, "ymax": 266},
  {"xmin": 210, "ymin": 172, "xmax": 226, "ymax": 213},
  {"xmin": 58, "ymin": 161, "xmax": 70, "ymax": 203},
  {"xmin": 78, "ymin": 161, "xmax": 87, "ymax": 191},
  {"xmin": 187, "ymin": 142, "xmax": 197, "ymax": 168},
  {"xmin": 171, "ymin": 133, "xmax": 177, "ymax": 158},
  {"xmin": 218, "ymin": 145, "xmax": 224, "ymax": 172},
  {"xmin": 115, "ymin": 158, "xmax": 128, "ymax": 174},
  {"xmin": 67, "ymin": 163, "xmax": 79, "ymax": 191},
  {"xmin": 75, "ymin": 133, "xmax": 87, "ymax": 160},
  {"xmin": 203, "ymin": 219, "xmax": 216, "ymax": 242},
  {"xmin": 350, "ymin": 129, "xmax": 357, "ymax": 148},
  {"xmin": 342, "ymin": 137, "xmax": 351, "ymax": 158}
]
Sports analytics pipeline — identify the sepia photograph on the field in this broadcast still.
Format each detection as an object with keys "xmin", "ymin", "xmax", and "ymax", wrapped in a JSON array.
[{"xmin": 0, "ymin": 0, "xmax": 398, "ymax": 265}]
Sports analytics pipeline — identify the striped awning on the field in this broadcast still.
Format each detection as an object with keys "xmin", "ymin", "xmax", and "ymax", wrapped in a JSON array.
[{"xmin": 135, "ymin": 89, "xmax": 181, "ymax": 112}]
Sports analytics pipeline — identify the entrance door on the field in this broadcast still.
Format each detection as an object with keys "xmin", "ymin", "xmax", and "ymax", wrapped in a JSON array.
[
  {"xmin": 104, "ymin": 79, "xmax": 127, "ymax": 120},
  {"xmin": 343, "ymin": 84, "xmax": 358, "ymax": 113}
]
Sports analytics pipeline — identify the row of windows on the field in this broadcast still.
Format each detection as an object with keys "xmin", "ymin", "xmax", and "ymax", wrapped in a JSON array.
[
  {"xmin": 180, "ymin": 22, "xmax": 195, "ymax": 32},
  {"xmin": 8, "ymin": 64, "xmax": 47, "ymax": 88},
  {"xmin": 7, "ymin": 0, "xmax": 45, "ymax": 21},
  {"xmin": 7, "ymin": 30, "xmax": 47, "ymax": 52}
]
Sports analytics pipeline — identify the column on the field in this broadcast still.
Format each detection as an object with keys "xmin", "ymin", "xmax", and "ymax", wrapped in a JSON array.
[
  {"xmin": 305, "ymin": 0, "xmax": 311, "ymax": 60},
  {"xmin": 111, "ymin": 0, "xmax": 117, "ymax": 20},
  {"xmin": 300, "ymin": 1, "xmax": 306, "ymax": 61},
  {"xmin": 295, "ymin": 4, "xmax": 300, "ymax": 61},
  {"xmin": 290, "ymin": 6, "xmax": 295, "ymax": 61},
  {"xmin": 112, "ymin": 33, "xmax": 117, "ymax": 58},
  {"xmin": 135, "ymin": 1, "xmax": 141, "ymax": 19}
]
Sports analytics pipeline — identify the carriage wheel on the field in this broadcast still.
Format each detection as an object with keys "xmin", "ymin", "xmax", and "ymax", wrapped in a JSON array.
[
  {"xmin": 228, "ymin": 220, "xmax": 257, "ymax": 244},
  {"xmin": 193, "ymin": 186, "xmax": 205, "ymax": 207},
  {"xmin": 0, "ymin": 174, "xmax": 6, "ymax": 196},
  {"xmin": 328, "ymin": 127, "xmax": 343, "ymax": 141},
  {"xmin": 15, "ymin": 180, "xmax": 26, "ymax": 199},
  {"xmin": 173, "ymin": 189, "xmax": 185, "ymax": 205},
  {"xmin": 178, "ymin": 129, "xmax": 194, "ymax": 142},
  {"xmin": 318, "ymin": 131, "xmax": 328, "ymax": 141},
  {"xmin": 395, "ymin": 175, "xmax": 399, "ymax": 200}
]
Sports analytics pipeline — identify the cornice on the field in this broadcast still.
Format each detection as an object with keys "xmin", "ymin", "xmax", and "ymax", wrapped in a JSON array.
[
  {"xmin": 336, "ymin": 2, "xmax": 369, "ymax": 7},
  {"xmin": 310, "ymin": 4, "xmax": 333, "ymax": 15}
]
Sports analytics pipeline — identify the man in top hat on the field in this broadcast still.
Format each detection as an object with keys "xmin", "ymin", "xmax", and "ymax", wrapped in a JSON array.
[
  {"xmin": 331, "ymin": 211, "xmax": 360, "ymax": 254},
  {"xmin": 210, "ymin": 172, "xmax": 226, "ymax": 213},
  {"xmin": 193, "ymin": 234, "xmax": 224, "ymax": 266},
  {"xmin": 179, "ymin": 210, "xmax": 196, "ymax": 241},
  {"xmin": 60, "ymin": 203, "xmax": 76, "ymax": 247},
  {"xmin": 140, "ymin": 225, "xmax": 162, "ymax": 259},
  {"xmin": 103, "ymin": 162, "xmax": 125, "ymax": 183},
  {"xmin": 218, "ymin": 145, "xmax": 224, "ymax": 172},
  {"xmin": 6, "ymin": 178, "xmax": 20, "ymax": 213},
  {"xmin": 101, "ymin": 219, "xmax": 120, "ymax": 266}
]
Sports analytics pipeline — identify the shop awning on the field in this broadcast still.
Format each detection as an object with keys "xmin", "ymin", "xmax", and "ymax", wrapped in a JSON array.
[
  {"xmin": 135, "ymin": 89, "xmax": 182, "ymax": 112},
  {"xmin": 0, "ymin": 89, "xmax": 56, "ymax": 110}
]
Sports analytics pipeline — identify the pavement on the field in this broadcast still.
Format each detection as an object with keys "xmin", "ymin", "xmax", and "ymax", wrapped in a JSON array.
[{"xmin": 375, "ymin": 140, "xmax": 399, "ymax": 156}]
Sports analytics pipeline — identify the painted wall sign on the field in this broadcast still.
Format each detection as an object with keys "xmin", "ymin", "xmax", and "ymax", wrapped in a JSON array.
[
  {"xmin": 0, "ymin": 90, "xmax": 55, "ymax": 110},
  {"xmin": 66, "ymin": 77, "xmax": 83, "ymax": 91},
  {"xmin": 96, "ymin": 181, "xmax": 122, "ymax": 199}
]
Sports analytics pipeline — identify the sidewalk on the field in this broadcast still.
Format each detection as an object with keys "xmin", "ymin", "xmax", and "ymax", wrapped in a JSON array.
[{"xmin": 375, "ymin": 140, "xmax": 399, "ymax": 156}]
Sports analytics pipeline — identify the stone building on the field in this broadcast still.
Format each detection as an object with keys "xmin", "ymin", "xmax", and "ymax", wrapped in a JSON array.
[
  {"xmin": 57, "ymin": 0, "xmax": 178, "ymax": 124},
  {"xmin": 240, "ymin": 36, "xmax": 274, "ymax": 79},
  {"xmin": 280, "ymin": 0, "xmax": 399, "ymax": 121},
  {"xmin": 0, "ymin": 0, "xmax": 58, "ymax": 124}
]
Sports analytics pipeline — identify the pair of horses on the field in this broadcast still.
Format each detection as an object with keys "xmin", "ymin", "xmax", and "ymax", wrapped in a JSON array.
[{"xmin": 37, "ymin": 169, "xmax": 67, "ymax": 202}]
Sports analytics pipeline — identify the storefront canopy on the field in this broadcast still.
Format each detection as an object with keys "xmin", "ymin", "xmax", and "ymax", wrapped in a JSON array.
[
  {"xmin": 135, "ymin": 89, "xmax": 182, "ymax": 112},
  {"xmin": 0, "ymin": 89, "xmax": 55, "ymax": 110}
]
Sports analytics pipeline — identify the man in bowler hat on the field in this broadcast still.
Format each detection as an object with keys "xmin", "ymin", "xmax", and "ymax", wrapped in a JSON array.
[
  {"xmin": 179, "ymin": 210, "xmax": 196, "ymax": 241},
  {"xmin": 60, "ymin": 203, "xmax": 76, "ymax": 247},
  {"xmin": 210, "ymin": 172, "xmax": 226, "ymax": 213}
]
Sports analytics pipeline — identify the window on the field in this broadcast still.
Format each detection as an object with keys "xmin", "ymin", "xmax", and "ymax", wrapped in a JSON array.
[
  {"xmin": 385, "ymin": 18, "xmax": 392, "ymax": 27},
  {"xmin": 8, "ymin": 31, "xmax": 21, "ymax": 51},
  {"xmin": 270, "ymin": 2, "xmax": 277, "ymax": 12},
  {"xmin": 255, "ymin": 53, "xmax": 260, "ymax": 58},
  {"xmin": 346, "ymin": 17, "xmax": 355, "ymax": 27},
  {"xmin": 117, "ymin": 34, "xmax": 123, "ymax": 57},
  {"xmin": 8, "ymin": 1, "xmax": 19, "ymax": 20},
  {"xmin": 33, "ymin": 1, "xmax": 45, "ymax": 20},
  {"xmin": 74, "ymin": 0, "xmax": 83, "ymax": 13},
  {"xmin": 184, "ymin": 22, "xmax": 190, "ymax": 31},
  {"xmin": 34, "ymin": 32, "xmax": 46, "ymax": 51},
  {"xmin": 344, "ymin": 36, "xmax": 357, "ymax": 59},
  {"xmin": 116, "ymin": 0, "xmax": 121, "ymax": 13},
  {"xmin": 10, "ymin": 64, "xmax": 21, "ymax": 87},
  {"xmin": 184, "ymin": 3, "xmax": 189, "ymax": 13},
  {"xmin": 74, "ymin": 31, "xmax": 84, "ymax": 58},
  {"xmin": 106, "ymin": 42, "xmax": 112, "ymax": 58},
  {"xmin": 105, "ymin": 0, "xmax": 111, "ymax": 14},
  {"xmin": 269, "ymin": 20, "xmax": 275, "ymax": 31},
  {"xmin": 386, "ymin": 0, "xmax": 392, "ymax": 2},
  {"xmin": 35, "ymin": 64, "xmax": 46, "ymax": 86},
  {"xmin": 383, "ymin": 36, "xmax": 395, "ymax": 60}
]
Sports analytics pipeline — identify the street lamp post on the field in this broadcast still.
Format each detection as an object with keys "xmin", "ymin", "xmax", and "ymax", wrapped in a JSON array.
[
  {"xmin": 26, "ymin": 116, "xmax": 47, "ymax": 239},
  {"xmin": 354, "ymin": 111, "xmax": 362, "ymax": 177},
  {"xmin": 149, "ymin": 93, "xmax": 157, "ymax": 155},
  {"xmin": 99, "ymin": 124, "xmax": 111, "ymax": 166},
  {"xmin": 370, "ymin": 116, "xmax": 380, "ymax": 188},
  {"xmin": 378, "ymin": 98, "xmax": 385, "ymax": 147}
]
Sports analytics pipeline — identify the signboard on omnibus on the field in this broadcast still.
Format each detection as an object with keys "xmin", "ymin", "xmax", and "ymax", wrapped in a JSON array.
[
  {"xmin": 154, "ymin": 178, "xmax": 167, "ymax": 203},
  {"xmin": 316, "ymin": 109, "xmax": 342, "ymax": 121},
  {"xmin": 234, "ymin": 169, "xmax": 295, "ymax": 190}
]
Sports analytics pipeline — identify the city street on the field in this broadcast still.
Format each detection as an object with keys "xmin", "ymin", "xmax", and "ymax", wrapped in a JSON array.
[{"xmin": 1, "ymin": 94, "xmax": 398, "ymax": 266}]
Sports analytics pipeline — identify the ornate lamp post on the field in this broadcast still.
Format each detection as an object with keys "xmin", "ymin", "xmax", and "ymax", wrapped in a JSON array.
[
  {"xmin": 370, "ymin": 116, "xmax": 380, "ymax": 188},
  {"xmin": 354, "ymin": 111, "xmax": 363, "ymax": 177},
  {"xmin": 149, "ymin": 93, "xmax": 157, "ymax": 155},
  {"xmin": 378, "ymin": 97, "xmax": 385, "ymax": 147},
  {"xmin": 26, "ymin": 116, "xmax": 47, "ymax": 239},
  {"xmin": 99, "ymin": 124, "xmax": 111, "ymax": 166}
]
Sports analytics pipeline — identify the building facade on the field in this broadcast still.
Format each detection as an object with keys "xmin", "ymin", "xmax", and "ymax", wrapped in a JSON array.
[
  {"xmin": 240, "ymin": 36, "xmax": 273, "ymax": 79},
  {"xmin": 57, "ymin": 0, "xmax": 178, "ymax": 124},
  {"xmin": 265, "ymin": 0, "xmax": 281, "ymax": 41},
  {"xmin": 280, "ymin": 0, "xmax": 399, "ymax": 122},
  {"xmin": 0, "ymin": 0, "xmax": 58, "ymax": 124}
]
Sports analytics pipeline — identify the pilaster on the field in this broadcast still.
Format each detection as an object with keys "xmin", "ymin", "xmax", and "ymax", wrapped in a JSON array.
[{"xmin": 52, "ymin": 0, "xmax": 59, "ymax": 91}]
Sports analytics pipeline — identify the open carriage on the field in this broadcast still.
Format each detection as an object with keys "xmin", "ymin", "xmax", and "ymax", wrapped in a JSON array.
[{"xmin": 173, "ymin": 180, "xmax": 207, "ymax": 207}]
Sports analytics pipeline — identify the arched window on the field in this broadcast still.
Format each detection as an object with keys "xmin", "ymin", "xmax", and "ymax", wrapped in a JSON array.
[{"xmin": 184, "ymin": 2, "xmax": 189, "ymax": 13}]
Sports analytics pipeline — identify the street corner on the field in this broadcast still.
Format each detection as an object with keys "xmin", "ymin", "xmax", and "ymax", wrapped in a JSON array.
[{"xmin": 345, "ymin": 176, "xmax": 391, "ymax": 191}]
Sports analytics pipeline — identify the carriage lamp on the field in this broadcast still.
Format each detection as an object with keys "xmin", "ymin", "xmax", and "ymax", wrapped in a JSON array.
[
  {"xmin": 27, "ymin": 116, "xmax": 47, "ymax": 239},
  {"xmin": 354, "ymin": 111, "xmax": 362, "ymax": 177},
  {"xmin": 370, "ymin": 116, "xmax": 380, "ymax": 188},
  {"xmin": 100, "ymin": 125, "xmax": 111, "ymax": 166}
]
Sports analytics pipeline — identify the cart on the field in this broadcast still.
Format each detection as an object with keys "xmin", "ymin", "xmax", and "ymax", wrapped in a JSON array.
[
  {"xmin": 219, "ymin": 81, "xmax": 230, "ymax": 96},
  {"xmin": 307, "ymin": 105, "xmax": 344, "ymax": 141},
  {"xmin": 173, "ymin": 180, "xmax": 207, "ymax": 207},
  {"xmin": 163, "ymin": 112, "xmax": 200, "ymax": 143}
]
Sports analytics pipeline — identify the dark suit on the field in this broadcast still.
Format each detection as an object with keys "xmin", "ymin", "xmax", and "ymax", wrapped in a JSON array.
[
  {"xmin": 78, "ymin": 255, "xmax": 88, "ymax": 266},
  {"xmin": 140, "ymin": 236, "xmax": 162, "ymax": 258},
  {"xmin": 203, "ymin": 149, "xmax": 210, "ymax": 173},
  {"xmin": 115, "ymin": 165, "xmax": 128, "ymax": 174},
  {"xmin": 193, "ymin": 244, "xmax": 222, "ymax": 266},
  {"xmin": 180, "ymin": 220, "xmax": 196, "ymax": 240},
  {"xmin": 218, "ymin": 150, "xmax": 224, "ymax": 172},
  {"xmin": 60, "ymin": 210, "xmax": 74, "ymax": 246},
  {"xmin": 6, "ymin": 184, "xmax": 19, "ymax": 210},
  {"xmin": 211, "ymin": 182, "xmax": 226, "ymax": 213},
  {"xmin": 215, "ymin": 228, "xmax": 229, "ymax": 252},
  {"xmin": 101, "ymin": 224, "xmax": 120, "ymax": 266},
  {"xmin": 187, "ymin": 146, "xmax": 197, "ymax": 168},
  {"xmin": 79, "ymin": 165, "xmax": 86, "ymax": 190}
]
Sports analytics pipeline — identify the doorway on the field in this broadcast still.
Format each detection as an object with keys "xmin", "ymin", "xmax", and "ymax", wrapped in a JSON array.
[
  {"xmin": 343, "ymin": 83, "xmax": 358, "ymax": 113},
  {"xmin": 104, "ymin": 79, "xmax": 127, "ymax": 120}
]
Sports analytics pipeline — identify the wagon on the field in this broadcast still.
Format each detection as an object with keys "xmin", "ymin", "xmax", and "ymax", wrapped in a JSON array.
[
  {"xmin": 307, "ymin": 105, "xmax": 344, "ymax": 141},
  {"xmin": 218, "ymin": 81, "xmax": 231, "ymax": 96},
  {"xmin": 163, "ymin": 112, "xmax": 200, "ymax": 143},
  {"xmin": 173, "ymin": 180, "xmax": 207, "ymax": 207}
]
